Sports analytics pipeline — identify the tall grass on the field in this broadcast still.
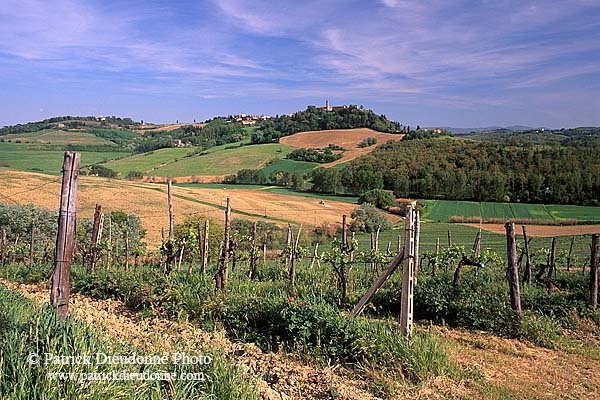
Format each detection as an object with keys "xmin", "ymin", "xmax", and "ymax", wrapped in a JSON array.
[{"xmin": 0, "ymin": 286, "xmax": 258, "ymax": 400}]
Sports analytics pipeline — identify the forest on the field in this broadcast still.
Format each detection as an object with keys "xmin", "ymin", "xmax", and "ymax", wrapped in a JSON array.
[{"xmin": 339, "ymin": 138, "xmax": 600, "ymax": 205}]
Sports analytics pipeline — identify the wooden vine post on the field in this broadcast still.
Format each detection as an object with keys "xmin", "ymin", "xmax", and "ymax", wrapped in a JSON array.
[
  {"xmin": 336, "ymin": 215, "xmax": 349, "ymax": 306},
  {"xmin": 522, "ymin": 225, "xmax": 532, "ymax": 284},
  {"xmin": 567, "ymin": 236, "xmax": 575, "ymax": 272},
  {"xmin": 88, "ymin": 203, "xmax": 102, "ymax": 272},
  {"xmin": 201, "ymin": 219, "xmax": 209, "ymax": 273},
  {"xmin": 125, "ymin": 231, "xmax": 130, "ymax": 271},
  {"xmin": 289, "ymin": 224, "xmax": 303, "ymax": 287},
  {"xmin": 216, "ymin": 197, "xmax": 231, "ymax": 291},
  {"xmin": 432, "ymin": 238, "xmax": 439, "ymax": 276},
  {"xmin": 168, "ymin": 180, "xmax": 174, "ymax": 238},
  {"xmin": 1, "ymin": 228, "xmax": 6, "ymax": 265},
  {"xmin": 549, "ymin": 237, "xmax": 557, "ymax": 278},
  {"xmin": 164, "ymin": 181, "xmax": 175, "ymax": 275},
  {"xmin": 413, "ymin": 211, "xmax": 421, "ymax": 285},
  {"xmin": 29, "ymin": 220, "xmax": 35, "ymax": 268},
  {"xmin": 106, "ymin": 214, "xmax": 112, "ymax": 268},
  {"xmin": 249, "ymin": 221, "xmax": 258, "ymax": 279},
  {"xmin": 505, "ymin": 222, "xmax": 522, "ymax": 315},
  {"xmin": 400, "ymin": 203, "xmax": 417, "ymax": 336},
  {"xmin": 285, "ymin": 224, "xmax": 293, "ymax": 269},
  {"xmin": 309, "ymin": 243, "xmax": 320, "ymax": 269},
  {"xmin": 590, "ymin": 234, "xmax": 599, "ymax": 310},
  {"xmin": 50, "ymin": 152, "xmax": 80, "ymax": 321}
]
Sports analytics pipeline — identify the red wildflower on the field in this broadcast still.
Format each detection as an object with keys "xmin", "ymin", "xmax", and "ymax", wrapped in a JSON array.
[
  {"xmin": 300, "ymin": 300, "xmax": 307, "ymax": 307},
  {"xmin": 288, "ymin": 297, "xmax": 294, "ymax": 303},
  {"xmin": 293, "ymin": 291, "xmax": 297, "ymax": 298}
]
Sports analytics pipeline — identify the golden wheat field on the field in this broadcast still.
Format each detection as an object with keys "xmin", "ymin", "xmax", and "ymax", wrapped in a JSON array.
[
  {"xmin": 0, "ymin": 170, "xmax": 398, "ymax": 247},
  {"xmin": 279, "ymin": 128, "xmax": 404, "ymax": 166}
]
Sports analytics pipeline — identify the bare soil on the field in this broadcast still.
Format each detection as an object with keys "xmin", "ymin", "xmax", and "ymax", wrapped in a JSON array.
[{"xmin": 280, "ymin": 128, "xmax": 404, "ymax": 166}]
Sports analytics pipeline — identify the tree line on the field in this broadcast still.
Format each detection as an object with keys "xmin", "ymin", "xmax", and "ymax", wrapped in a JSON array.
[{"xmin": 336, "ymin": 138, "xmax": 600, "ymax": 205}]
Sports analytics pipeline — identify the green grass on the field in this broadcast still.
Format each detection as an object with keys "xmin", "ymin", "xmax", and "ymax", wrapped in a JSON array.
[
  {"xmin": 0, "ymin": 284, "xmax": 259, "ymax": 400},
  {"xmin": 260, "ymin": 159, "xmax": 318, "ymax": 176},
  {"xmin": 0, "ymin": 143, "xmax": 129, "ymax": 174},
  {"xmin": 102, "ymin": 147, "xmax": 199, "ymax": 176},
  {"xmin": 150, "ymin": 143, "xmax": 295, "ymax": 177},
  {"xmin": 0, "ymin": 129, "xmax": 115, "ymax": 145}
]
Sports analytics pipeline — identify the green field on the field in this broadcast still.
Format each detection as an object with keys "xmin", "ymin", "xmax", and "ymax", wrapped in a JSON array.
[
  {"xmin": 149, "ymin": 143, "xmax": 294, "ymax": 177},
  {"xmin": 0, "ymin": 143, "xmax": 129, "ymax": 174},
  {"xmin": 102, "ymin": 147, "xmax": 199, "ymax": 176},
  {"xmin": 480, "ymin": 202, "xmax": 513, "ymax": 220},
  {"xmin": 421, "ymin": 199, "xmax": 600, "ymax": 223},
  {"xmin": 0, "ymin": 129, "xmax": 115, "ymax": 145},
  {"xmin": 422, "ymin": 200, "xmax": 481, "ymax": 221},
  {"xmin": 260, "ymin": 159, "xmax": 318, "ymax": 176},
  {"xmin": 546, "ymin": 204, "xmax": 600, "ymax": 222},
  {"xmin": 507, "ymin": 203, "xmax": 553, "ymax": 220}
]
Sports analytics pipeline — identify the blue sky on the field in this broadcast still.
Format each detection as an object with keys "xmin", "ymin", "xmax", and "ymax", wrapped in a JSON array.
[{"xmin": 1, "ymin": 0, "xmax": 599, "ymax": 127}]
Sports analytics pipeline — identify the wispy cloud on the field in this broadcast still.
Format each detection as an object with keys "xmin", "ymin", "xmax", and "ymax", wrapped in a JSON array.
[{"xmin": 0, "ymin": 0, "xmax": 599, "ymax": 126}]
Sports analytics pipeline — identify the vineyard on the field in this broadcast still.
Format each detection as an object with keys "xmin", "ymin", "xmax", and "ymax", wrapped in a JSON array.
[{"xmin": 1, "ymin": 153, "xmax": 599, "ymax": 399}]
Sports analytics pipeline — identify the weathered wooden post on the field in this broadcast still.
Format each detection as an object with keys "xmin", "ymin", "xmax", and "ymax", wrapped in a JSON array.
[
  {"xmin": 447, "ymin": 230, "xmax": 452, "ymax": 247},
  {"xmin": 106, "ymin": 214, "xmax": 112, "ymax": 268},
  {"xmin": 50, "ymin": 152, "xmax": 80, "ymax": 320},
  {"xmin": 505, "ymin": 222, "xmax": 522, "ymax": 315},
  {"xmin": 400, "ymin": 203, "xmax": 416, "ymax": 336},
  {"xmin": 262, "ymin": 243, "xmax": 267, "ymax": 269},
  {"xmin": 125, "ymin": 231, "xmax": 130, "ymax": 271},
  {"xmin": 289, "ymin": 224, "xmax": 303, "ymax": 287},
  {"xmin": 370, "ymin": 232, "xmax": 376, "ymax": 271},
  {"xmin": 29, "ymin": 220, "xmax": 35, "ymax": 268},
  {"xmin": 216, "ymin": 197, "xmax": 231, "ymax": 290},
  {"xmin": 88, "ymin": 203, "xmax": 102, "ymax": 272},
  {"xmin": 590, "ymin": 234, "xmax": 599, "ymax": 310},
  {"xmin": 567, "ymin": 236, "xmax": 575, "ymax": 272},
  {"xmin": 413, "ymin": 211, "xmax": 420, "ymax": 285},
  {"xmin": 432, "ymin": 237, "xmax": 439, "ymax": 276},
  {"xmin": 177, "ymin": 238, "xmax": 185, "ymax": 272},
  {"xmin": 549, "ymin": 237, "xmax": 557, "ymax": 277},
  {"xmin": 201, "ymin": 219, "xmax": 209, "ymax": 273},
  {"xmin": 522, "ymin": 225, "xmax": 532, "ymax": 284},
  {"xmin": 1, "ymin": 228, "xmax": 6, "ymax": 265},
  {"xmin": 168, "ymin": 180, "xmax": 174, "ymax": 238},
  {"xmin": 342, "ymin": 215, "xmax": 347, "ymax": 249},
  {"xmin": 285, "ymin": 224, "xmax": 292, "ymax": 270},
  {"xmin": 249, "ymin": 221, "xmax": 258, "ymax": 279},
  {"xmin": 309, "ymin": 242, "xmax": 320, "ymax": 269}
]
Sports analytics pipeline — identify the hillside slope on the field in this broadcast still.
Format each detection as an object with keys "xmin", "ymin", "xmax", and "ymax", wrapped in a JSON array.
[{"xmin": 280, "ymin": 128, "xmax": 404, "ymax": 166}]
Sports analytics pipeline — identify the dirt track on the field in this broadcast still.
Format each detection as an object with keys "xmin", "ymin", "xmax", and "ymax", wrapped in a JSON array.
[
  {"xmin": 280, "ymin": 128, "xmax": 404, "ymax": 166},
  {"xmin": 466, "ymin": 223, "xmax": 600, "ymax": 237}
]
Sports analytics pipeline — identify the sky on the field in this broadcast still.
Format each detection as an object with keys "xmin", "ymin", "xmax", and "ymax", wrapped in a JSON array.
[{"xmin": 1, "ymin": 0, "xmax": 599, "ymax": 128}]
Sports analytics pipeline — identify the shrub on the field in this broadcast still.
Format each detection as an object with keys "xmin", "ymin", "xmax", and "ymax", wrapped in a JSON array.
[
  {"xmin": 358, "ymin": 137, "xmax": 377, "ymax": 148},
  {"xmin": 349, "ymin": 203, "xmax": 391, "ymax": 233},
  {"xmin": 358, "ymin": 189, "xmax": 396, "ymax": 209}
]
